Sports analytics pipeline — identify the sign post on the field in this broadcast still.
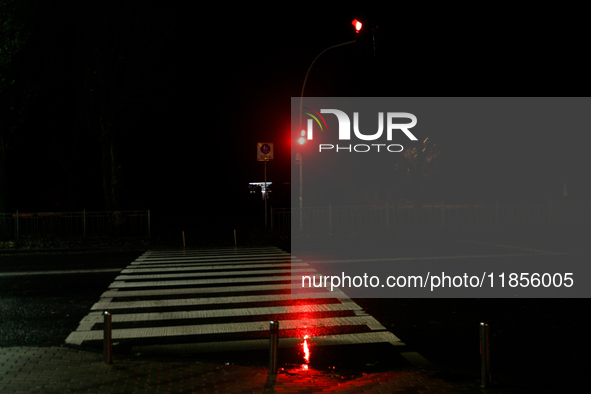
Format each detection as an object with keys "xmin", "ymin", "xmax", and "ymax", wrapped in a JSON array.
[{"xmin": 257, "ymin": 143, "xmax": 274, "ymax": 227}]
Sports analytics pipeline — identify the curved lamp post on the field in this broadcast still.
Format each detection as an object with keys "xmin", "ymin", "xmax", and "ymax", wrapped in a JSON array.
[{"xmin": 297, "ymin": 40, "xmax": 356, "ymax": 232}]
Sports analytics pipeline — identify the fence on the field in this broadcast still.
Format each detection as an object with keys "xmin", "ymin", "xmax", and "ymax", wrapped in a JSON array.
[
  {"xmin": 0, "ymin": 210, "xmax": 150, "ymax": 239},
  {"xmin": 273, "ymin": 200, "xmax": 591, "ymax": 235}
]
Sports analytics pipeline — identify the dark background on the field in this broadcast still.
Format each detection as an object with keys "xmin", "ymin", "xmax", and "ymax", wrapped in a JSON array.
[
  {"xmin": 1, "ymin": 2, "xmax": 589, "ymax": 231},
  {"xmin": 1, "ymin": 6, "xmax": 590, "ymax": 390}
]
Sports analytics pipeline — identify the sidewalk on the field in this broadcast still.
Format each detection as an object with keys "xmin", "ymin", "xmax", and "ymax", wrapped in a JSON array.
[{"xmin": 0, "ymin": 346, "xmax": 579, "ymax": 393}]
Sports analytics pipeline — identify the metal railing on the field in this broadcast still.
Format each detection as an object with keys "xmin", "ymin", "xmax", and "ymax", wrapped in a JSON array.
[
  {"xmin": 0, "ymin": 210, "xmax": 150, "ymax": 239},
  {"xmin": 273, "ymin": 200, "xmax": 591, "ymax": 234}
]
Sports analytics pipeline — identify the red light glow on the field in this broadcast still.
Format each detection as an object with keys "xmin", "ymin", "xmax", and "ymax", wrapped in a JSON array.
[
  {"xmin": 352, "ymin": 19, "xmax": 362, "ymax": 33},
  {"xmin": 302, "ymin": 335, "xmax": 310, "ymax": 363}
]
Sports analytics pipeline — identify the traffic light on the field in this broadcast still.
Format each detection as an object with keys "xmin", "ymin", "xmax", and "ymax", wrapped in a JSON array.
[
  {"xmin": 352, "ymin": 18, "xmax": 365, "ymax": 42},
  {"xmin": 352, "ymin": 19, "xmax": 362, "ymax": 34},
  {"xmin": 352, "ymin": 18, "xmax": 378, "ymax": 56}
]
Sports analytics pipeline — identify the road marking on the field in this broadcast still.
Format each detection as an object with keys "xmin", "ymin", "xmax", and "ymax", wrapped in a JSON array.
[
  {"xmin": 100, "ymin": 283, "xmax": 292, "ymax": 298},
  {"xmin": 108, "ymin": 274, "xmax": 318, "ymax": 288},
  {"xmin": 121, "ymin": 262, "xmax": 307, "ymax": 273},
  {"xmin": 129, "ymin": 258, "xmax": 302, "ymax": 267},
  {"xmin": 115, "ymin": 267, "xmax": 315, "ymax": 280},
  {"xmin": 134, "ymin": 255, "xmax": 294, "ymax": 264},
  {"xmin": 92, "ymin": 291, "xmax": 347, "ymax": 310},
  {"xmin": 142, "ymin": 247, "xmax": 285, "ymax": 256},
  {"xmin": 67, "ymin": 247, "xmax": 403, "ymax": 354},
  {"xmin": 131, "ymin": 259, "xmax": 302, "ymax": 268},
  {"xmin": 0, "ymin": 268, "xmax": 122, "ymax": 277},
  {"xmin": 137, "ymin": 249, "xmax": 290, "ymax": 258},
  {"xmin": 79, "ymin": 303, "xmax": 363, "ymax": 324},
  {"xmin": 65, "ymin": 315, "xmax": 386, "ymax": 343}
]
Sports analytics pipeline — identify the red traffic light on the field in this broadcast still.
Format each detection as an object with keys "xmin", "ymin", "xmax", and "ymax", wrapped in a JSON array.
[{"xmin": 352, "ymin": 19, "xmax": 362, "ymax": 33}]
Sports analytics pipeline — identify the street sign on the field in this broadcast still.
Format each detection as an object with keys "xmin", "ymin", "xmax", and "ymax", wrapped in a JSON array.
[
  {"xmin": 257, "ymin": 143, "xmax": 274, "ymax": 161},
  {"xmin": 257, "ymin": 142, "xmax": 273, "ymax": 227}
]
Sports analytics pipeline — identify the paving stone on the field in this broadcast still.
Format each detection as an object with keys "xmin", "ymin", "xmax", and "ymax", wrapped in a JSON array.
[{"xmin": 0, "ymin": 346, "xmax": 583, "ymax": 393}]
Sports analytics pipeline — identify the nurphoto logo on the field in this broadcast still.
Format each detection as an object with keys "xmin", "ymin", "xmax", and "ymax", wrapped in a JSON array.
[{"xmin": 303, "ymin": 108, "xmax": 417, "ymax": 153}]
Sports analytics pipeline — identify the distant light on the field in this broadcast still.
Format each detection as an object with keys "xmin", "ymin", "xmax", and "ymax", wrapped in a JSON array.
[
  {"xmin": 352, "ymin": 19, "xmax": 362, "ymax": 33},
  {"xmin": 301, "ymin": 130, "xmax": 306, "ymax": 137},
  {"xmin": 249, "ymin": 182, "xmax": 272, "ymax": 194},
  {"xmin": 298, "ymin": 137, "xmax": 306, "ymax": 145}
]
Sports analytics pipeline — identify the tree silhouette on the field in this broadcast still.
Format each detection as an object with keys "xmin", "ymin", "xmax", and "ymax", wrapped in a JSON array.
[
  {"xmin": 0, "ymin": 0, "xmax": 40, "ymax": 212},
  {"xmin": 72, "ymin": 1, "xmax": 177, "ymax": 210},
  {"xmin": 391, "ymin": 137, "xmax": 442, "ymax": 201}
]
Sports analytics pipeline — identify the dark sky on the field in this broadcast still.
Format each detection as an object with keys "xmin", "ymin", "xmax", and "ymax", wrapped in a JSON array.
[{"xmin": 4, "ymin": 3, "xmax": 590, "ymax": 224}]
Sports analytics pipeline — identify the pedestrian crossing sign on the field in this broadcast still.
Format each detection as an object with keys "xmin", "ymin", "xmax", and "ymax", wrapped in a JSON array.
[{"xmin": 257, "ymin": 143, "xmax": 273, "ymax": 161}]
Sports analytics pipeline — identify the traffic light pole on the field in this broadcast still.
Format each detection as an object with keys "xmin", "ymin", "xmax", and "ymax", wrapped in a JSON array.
[
  {"xmin": 299, "ymin": 154, "xmax": 302, "ymax": 232},
  {"xmin": 298, "ymin": 40, "xmax": 356, "ymax": 126},
  {"xmin": 298, "ymin": 40, "xmax": 356, "ymax": 232}
]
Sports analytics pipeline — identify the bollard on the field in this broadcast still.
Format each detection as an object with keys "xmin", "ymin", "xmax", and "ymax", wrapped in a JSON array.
[
  {"xmin": 104, "ymin": 311, "xmax": 112, "ymax": 364},
  {"xmin": 480, "ymin": 322, "xmax": 490, "ymax": 388},
  {"xmin": 269, "ymin": 321, "xmax": 279, "ymax": 374}
]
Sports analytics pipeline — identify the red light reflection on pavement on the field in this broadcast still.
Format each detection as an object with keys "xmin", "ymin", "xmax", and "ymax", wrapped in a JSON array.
[
  {"xmin": 302, "ymin": 335, "xmax": 311, "ymax": 364},
  {"xmin": 292, "ymin": 300, "xmax": 314, "ymax": 368}
]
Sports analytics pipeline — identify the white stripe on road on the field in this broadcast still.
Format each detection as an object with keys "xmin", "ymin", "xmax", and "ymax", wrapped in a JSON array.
[
  {"xmin": 122, "ymin": 262, "xmax": 307, "ymax": 273},
  {"xmin": 115, "ymin": 267, "xmax": 315, "ymax": 281},
  {"xmin": 108, "ymin": 274, "xmax": 322, "ymax": 288},
  {"xmin": 129, "ymin": 258, "xmax": 302, "ymax": 267},
  {"xmin": 134, "ymin": 255, "xmax": 294, "ymax": 264},
  {"xmin": 138, "ymin": 250, "xmax": 289, "ymax": 257},
  {"xmin": 65, "ymin": 315, "xmax": 386, "ymax": 344},
  {"xmin": 0, "ymin": 268, "xmax": 122, "ymax": 277},
  {"xmin": 141, "ymin": 247, "xmax": 285, "ymax": 256},
  {"xmin": 80, "ymin": 302, "xmax": 362, "ymax": 324},
  {"xmin": 92, "ymin": 291, "xmax": 346, "ymax": 310},
  {"xmin": 100, "ymin": 283, "xmax": 292, "ymax": 298}
]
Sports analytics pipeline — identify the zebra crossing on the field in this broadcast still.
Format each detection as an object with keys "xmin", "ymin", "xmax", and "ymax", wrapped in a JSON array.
[{"xmin": 65, "ymin": 246, "xmax": 402, "ymax": 355}]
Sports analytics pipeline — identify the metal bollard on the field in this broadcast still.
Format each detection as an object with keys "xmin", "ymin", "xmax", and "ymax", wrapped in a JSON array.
[
  {"xmin": 480, "ymin": 322, "xmax": 490, "ymax": 388},
  {"xmin": 104, "ymin": 311, "xmax": 112, "ymax": 364},
  {"xmin": 269, "ymin": 321, "xmax": 279, "ymax": 374}
]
